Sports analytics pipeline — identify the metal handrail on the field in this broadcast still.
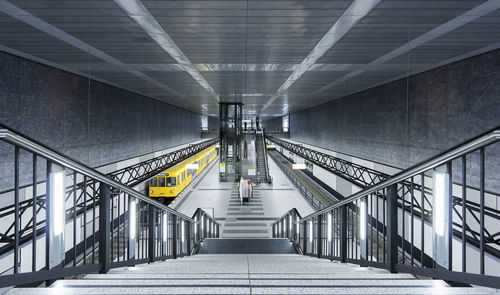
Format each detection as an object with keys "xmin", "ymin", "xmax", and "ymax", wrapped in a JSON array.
[
  {"xmin": 302, "ymin": 128, "xmax": 500, "ymax": 221},
  {"xmin": 0, "ymin": 127, "xmax": 194, "ymax": 222},
  {"xmin": 272, "ymin": 208, "xmax": 301, "ymax": 226}
]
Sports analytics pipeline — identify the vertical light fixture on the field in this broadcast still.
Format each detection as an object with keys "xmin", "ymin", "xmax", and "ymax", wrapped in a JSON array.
[
  {"xmin": 433, "ymin": 171, "xmax": 450, "ymax": 268},
  {"xmin": 360, "ymin": 198, "xmax": 367, "ymax": 259},
  {"xmin": 289, "ymin": 215, "xmax": 292, "ymax": 233},
  {"xmin": 433, "ymin": 172, "xmax": 448, "ymax": 237},
  {"xmin": 296, "ymin": 216, "xmax": 300, "ymax": 235},
  {"xmin": 181, "ymin": 220, "xmax": 185, "ymax": 243},
  {"xmin": 309, "ymin": 220, "xmax": 313, "ymax": 243},
  {"xmin": 163, "ymin": 213, "xmax": 167, "ymax": 242},
  {"xmin": 327, "ymin": 213, "xmax": 332, "ymax": 242},
  {"xmin": 50, "ymin": 171, "xmax": 65, "ymax": 236},
  {"xmin": 360, "ymin": 200, "xmax": 366, "ymax": 240},
  {"xmin": 194, "ymin": 216, "xmax": 197, "ymax": 237},
  {"xmin": 130, "ymin": 200, "xmax": 136, "ymax": 240},
  {"xmin": 48, "ymin": 170, "xmax": 65, "ymax": 268},
  {"xmin": 201, "ymin": 215, "xmax": 204, "ymax": 235}
]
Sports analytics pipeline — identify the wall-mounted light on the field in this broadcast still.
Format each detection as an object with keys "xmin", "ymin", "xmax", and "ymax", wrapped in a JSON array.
[
  {"xmin": 163, "ymin": 213, "xmax": 167, "ymax": 242},
  {"xmin": 201, "ymin": 216, "xmax": 204, "ymax": 234},
  {"xmin": 360, "ymin": 199, "xmax": 366, "ymax": 241},
  {"xmin": 433, "ymin": 172, "xmax": 448, "ymax": 237},
  {"xmin": 50, "ymin": 171, "xmax": 65, "ymax": 236},
  {"xmin": 181, "ymin": 220, "xmax": 185, "ymax": 243},
  {"xmin": 194, "ymin": 216, "xmax": 197, "ymax": 236},
  {"xmin": 327, "ymin": 213, "xmax": 332, "ymax": 242},
  {"xmin": 296, "ymin": 216, "xmax": 300, "ymax": 234},
  {"xmin": 130, "ymin": 200, "xmax": 136, "ymax": 240},
  {"xmin": 309, "ymin": 220, "xmax": 313, "ymax": 243},
  {"xmin": 432, "ymin": 171, "xmax": 450, "ymax": 268},
  {"xmin": 48, "ymin": 170, "xmax": 65, "ymax": 268}
]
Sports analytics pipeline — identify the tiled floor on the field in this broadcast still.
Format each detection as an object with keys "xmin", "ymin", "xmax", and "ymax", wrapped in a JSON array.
[{"xmin": 175, "ymin": 154, "xmax": 316, "ymax": 238}]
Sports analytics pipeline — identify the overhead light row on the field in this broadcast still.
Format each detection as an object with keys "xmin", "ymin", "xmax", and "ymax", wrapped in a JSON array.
[
  {"xmin": 261, "ymin": 0, "xmax": 381, "ymax": 112},
  {"xmin": 114, "ymin": 0, "xmax": 219, "ymax": 102}
]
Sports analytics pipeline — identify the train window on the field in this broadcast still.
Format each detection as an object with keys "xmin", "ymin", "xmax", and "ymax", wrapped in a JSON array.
[
  {"xmin": 177, "ymin": 176, "xmax": 180, "ymax": 184},
  {"xmin": 149, "ymin": 177, "xmax": 157, "ymax": 187},
  {"xmin": 166, "ymin": 177, "xmax": 174, "ymax": 186},
  {"xmin": 159, "ymin": 177, "xmax": 166, "ymax": 187}
]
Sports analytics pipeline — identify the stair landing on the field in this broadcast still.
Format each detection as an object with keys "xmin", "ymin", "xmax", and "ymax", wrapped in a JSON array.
[{"xmin": 5, "ymin": 254, "xmax": 497, "ymax": 294}]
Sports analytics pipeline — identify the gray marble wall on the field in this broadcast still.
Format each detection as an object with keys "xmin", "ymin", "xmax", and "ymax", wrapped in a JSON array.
[
  {"xmin": 290, "ymin": 49, "xmax": 500, "ymax": 190},
  {"xmin": 264, "ymin": 116, "xmax": 283, "ymax": 131},
  {"xmin": 207, "ymin": 115, "xmax": 220, "ymax": 131},
  {"xmin": 0, "ymin": 50, "xmax": 201, "ymax": 190}
]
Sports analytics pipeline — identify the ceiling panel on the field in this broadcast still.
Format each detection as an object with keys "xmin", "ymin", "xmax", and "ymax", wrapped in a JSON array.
[{"xmin": 0, "ymin": 0, "xmax": 498, "ymax": 117}]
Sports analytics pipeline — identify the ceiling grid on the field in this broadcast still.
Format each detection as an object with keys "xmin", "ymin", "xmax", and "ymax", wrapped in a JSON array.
[{"xmin": 0, "ymin": 0, "xmax": 498, "ymax": 116}]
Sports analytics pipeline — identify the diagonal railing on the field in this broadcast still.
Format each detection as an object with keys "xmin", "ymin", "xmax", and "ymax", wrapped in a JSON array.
[
  {"xmin": 267, "ymin": 135, "xmax": 500, "ymax": 260},
  {"xmin": 272, "ymin": 127, "xmax": 500, "ymax": 289},
  {"xmin": 0, "ymin": 125, "xmax": 220, "ymax": 288},
  {"xmin": 0, "ymin": 130, "xmax": 217, "ymax": 257}
]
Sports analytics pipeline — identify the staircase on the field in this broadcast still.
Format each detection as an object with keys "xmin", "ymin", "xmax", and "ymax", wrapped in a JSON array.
[
  {"xmin": 198, "ymin": 238, "xmax": 296, "ymax": 254},
  {"xmin": 255, "ymin": 131, "xmax": 269, "ymax": 183},
  {"xmin": 6, "ymin": 253, "xmax": 496, "ymax": 294}
]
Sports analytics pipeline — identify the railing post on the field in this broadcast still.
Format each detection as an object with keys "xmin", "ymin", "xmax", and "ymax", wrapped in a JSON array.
[
  {"xmin": 148, "ymin": 205, "xmax": 155, "ymax": 263},
  {"xmin": 99, "ymin": 182, "xmax": 111, "ymax": 273},
  {"xmin": 340, "ymin": 205, "xmax": 347, "ymax": 263},
  {"xmin": 387, "ymin": 184, "xmax": 398, "ymax": 273},
  {"xmin": 317, "ymin": 215, "xmax": 322, "ymax": 258},
  {"xmin": 172, "ymin": 214, "xmax": 177, "ymax": 259}
]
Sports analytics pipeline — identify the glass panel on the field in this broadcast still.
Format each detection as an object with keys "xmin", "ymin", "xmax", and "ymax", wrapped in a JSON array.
[
  {"xmin": 167, "ymin": 177, "xmax": 176, "ymax": 186},
  {"xmin": 150, "ymin": 177, "xmax": 157, "ymax": 187},
  {"xmin": 159, "ymin": 177, "xmax": 166, "ymax": 187}
]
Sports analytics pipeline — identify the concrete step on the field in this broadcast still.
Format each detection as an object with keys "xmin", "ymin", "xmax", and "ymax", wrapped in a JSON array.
[
  {"xmin": 198, "ymin": 238, "xmax": 296, "ymax": 254},
  {"xmin": 5, "ymin": 254, "xmax": 498, "ymax": 295}
]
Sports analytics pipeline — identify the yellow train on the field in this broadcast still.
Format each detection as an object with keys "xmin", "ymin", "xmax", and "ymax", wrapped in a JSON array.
[{"xmin": 148, "ymin": 145, "xmax": 217, "ymax": 199}]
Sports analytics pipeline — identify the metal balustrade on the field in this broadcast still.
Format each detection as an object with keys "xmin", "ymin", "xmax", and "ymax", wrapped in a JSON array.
[
  {"xmin": 273, "ymin": 127, "xmax": 500, "ymax": 288},
  {"xmin": 0, "ymin": 126, "xmax": 220, "ymax": 288},
  {"xmin": 0, "ymin": 125, "xmax": 217, "ymax": 259},
  {"xmin": 268, "ymin": 133, "xmax": 500, "ymax": 266}
]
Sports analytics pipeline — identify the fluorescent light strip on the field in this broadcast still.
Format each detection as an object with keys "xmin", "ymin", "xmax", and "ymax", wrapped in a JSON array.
[
  {"xmin": 261, "ymin": 0, "xmax": 381, "ymax": 112},
  {"xmin": 313, "ymin": 0, "xmax": 500, "ymax": 96},
  {"xmin": 433, "ymin": 172, "xmax": 448, "ymax": 237},
  {"xmin": 130, "ymin": 201, "xmax": 136, "ymax": 240},
  {"xmin": 0, "ymin": 0, "xmax": 183, "ymax": 99},
  {"xmin": 360, "ymin": 200, "xmax": 366, "ymax": 241},
  {"xmin": 114, "ymin": 0, "xmax": 219, "ymax": 102},
  {"xmin": 51, "ymin": 171, "xmax": 65, "ymax": 236},
  {"xmin": 163, "ymin": 213, "xmax": 168, "ymax": 242}
]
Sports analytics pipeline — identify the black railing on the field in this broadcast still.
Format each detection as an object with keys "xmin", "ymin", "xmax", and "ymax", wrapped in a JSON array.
[
  {"xmin": 0, "ymin": 126, "xmax": 220, "ymax": 288},
  {"xmin": 0, "ymin": 132, "xmax": 217, "ymax": 258},
  {"xmin": 273, "ymin": 127, "xmax": 500, "ymax": 288},
  {"xmin": 268, "ymin": 134, "xmax": 500, "ymax": 262}
]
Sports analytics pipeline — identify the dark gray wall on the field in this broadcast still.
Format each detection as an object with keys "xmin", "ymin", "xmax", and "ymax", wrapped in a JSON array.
[
  {"xmin": 264, "ymin": 116, "xmax": 283, "ymax": 131},
  {"xmin": 0, "ymin": 50, "xmax": 201, "ymax": 171},
  {"xmin": 207, "ymin": 115, "xmax": 219, "ymax": 131},
  {"xmin": 290, "ymin": 49, "xmax": 500, "ymax": 170}
]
